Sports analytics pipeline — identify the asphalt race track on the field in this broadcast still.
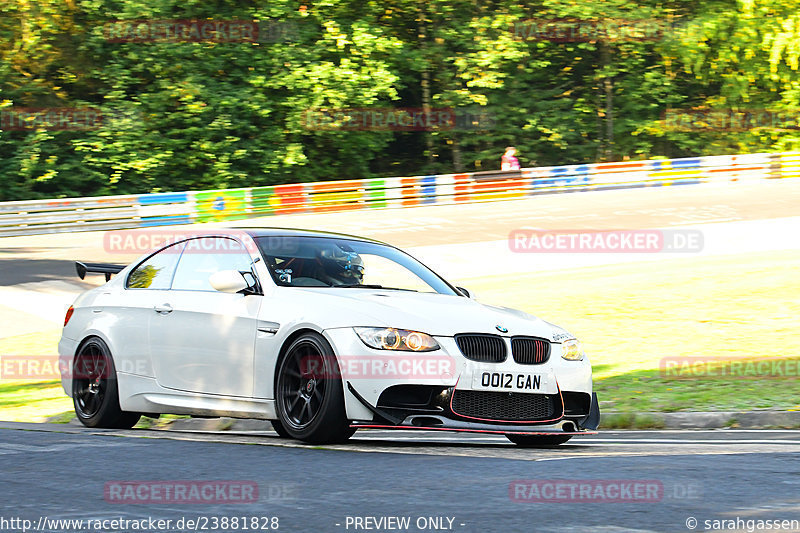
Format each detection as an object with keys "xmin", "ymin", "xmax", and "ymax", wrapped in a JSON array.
[{"xmin": 1, "ymin": 422, "xmax": 799, "ymax": 532}]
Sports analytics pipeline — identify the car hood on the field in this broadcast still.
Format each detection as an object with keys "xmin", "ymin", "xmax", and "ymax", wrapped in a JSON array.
[{"xmin": 297, "ymin": 288, "xmax": 569, "ymax": 340}]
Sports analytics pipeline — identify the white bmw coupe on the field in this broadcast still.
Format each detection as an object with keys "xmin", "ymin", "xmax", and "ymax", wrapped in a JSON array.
[{"xmin": 60, "ymin": 229, "xmax": 599, "ymax": 445}]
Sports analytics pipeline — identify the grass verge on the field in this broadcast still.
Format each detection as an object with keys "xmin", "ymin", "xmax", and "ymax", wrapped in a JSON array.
[
  {"xmin": 0, "ymin": 380, "xmax": 72, "ymax": 422},
  {"xmin": 593, "ymin": 365, "xmax": 800, "ymax": 413}
]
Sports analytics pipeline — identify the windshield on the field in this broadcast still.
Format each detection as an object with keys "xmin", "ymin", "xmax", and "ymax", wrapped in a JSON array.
[{"xmin": 255, "ymin": 236, "xmax": 457, "ymax": 295}]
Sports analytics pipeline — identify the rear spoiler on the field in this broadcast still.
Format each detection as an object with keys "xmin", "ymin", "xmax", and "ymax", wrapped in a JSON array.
[{"xmin": 75, "ymin": 261, "xmax": 125, "ymax": 281}]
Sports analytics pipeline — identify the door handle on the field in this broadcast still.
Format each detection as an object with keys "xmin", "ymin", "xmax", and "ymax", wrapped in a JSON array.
[{"xmin": 154, "ymin": 304, "xmax": 173, "ymax": 314}]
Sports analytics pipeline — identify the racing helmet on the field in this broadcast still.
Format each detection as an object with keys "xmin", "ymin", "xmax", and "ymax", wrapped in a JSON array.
[{"xmin": 317, "ymin": 246, "xmax": 364, "ymax": 284}]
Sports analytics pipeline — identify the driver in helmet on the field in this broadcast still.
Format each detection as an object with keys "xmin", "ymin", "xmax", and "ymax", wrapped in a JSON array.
[{"xmin": 316, "ymin": 247, "xmax": 364, "ymax": 286}]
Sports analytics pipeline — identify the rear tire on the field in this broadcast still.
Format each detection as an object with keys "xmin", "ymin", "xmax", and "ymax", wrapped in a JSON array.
[
  {"xmin": 72, "ymin": 337, "xmax": 140, "ymax": 429},
  {"xmin": 506, "ymin": 434, "xmax": 572, "ymax": 447},
  {"xmin": 275, "ymin": 332, "xmax": 354, "ymax": 444}
]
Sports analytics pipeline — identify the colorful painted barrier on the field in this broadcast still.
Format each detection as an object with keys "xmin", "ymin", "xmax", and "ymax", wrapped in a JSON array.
[{"xmin": 1, "ymin": 151, "xmax": 798, "ymax": 237}]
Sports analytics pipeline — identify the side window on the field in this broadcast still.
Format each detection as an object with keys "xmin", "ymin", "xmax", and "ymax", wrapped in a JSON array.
[
  {"xmin": 126, "ymin": 242, "xmax": 185, "ymax": 289},
  {"xmin": 171, "ymin": 237, "xmax": 254, "ymax": 292}
]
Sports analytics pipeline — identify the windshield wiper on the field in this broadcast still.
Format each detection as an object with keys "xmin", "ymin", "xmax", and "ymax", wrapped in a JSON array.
[{"xmin": 334, "ymin": 284, "xmax": 417, "ymax": 292}]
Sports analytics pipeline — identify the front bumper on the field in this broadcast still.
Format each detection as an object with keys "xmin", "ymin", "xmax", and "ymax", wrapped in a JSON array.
[
  {"xmin": 324, "ymin": 327, "xmax": 598, "ymax": 435},
  {"xmin": 349, "ymin": 389, "xmax": 600, "ymax": 435}
]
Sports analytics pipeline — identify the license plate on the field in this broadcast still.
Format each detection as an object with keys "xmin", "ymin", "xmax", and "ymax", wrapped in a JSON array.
[{"xmin": 472, "ymin": 371, "xmax": 549, "ymax": 393}]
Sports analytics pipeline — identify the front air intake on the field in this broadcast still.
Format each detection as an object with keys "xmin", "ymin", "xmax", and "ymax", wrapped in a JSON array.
[{"xmin": 450, "ymin": 390, "xmax": 560, "ymax": 422}]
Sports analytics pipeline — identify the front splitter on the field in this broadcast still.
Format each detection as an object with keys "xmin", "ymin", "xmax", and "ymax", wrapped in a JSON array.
[{"xmin": 350, "ymin": 422, "xmax": 597, "ymax": 437}]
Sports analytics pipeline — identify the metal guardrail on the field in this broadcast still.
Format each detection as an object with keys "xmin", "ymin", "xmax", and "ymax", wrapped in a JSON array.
[{"xmin": 1, "ymin": 151, "xmax": 798, "ymax": 237}]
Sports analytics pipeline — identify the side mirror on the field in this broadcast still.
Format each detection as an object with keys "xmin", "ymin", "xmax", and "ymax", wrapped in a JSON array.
[
  {"xmin": 456, "ymin": 286, "xmax": 471, "ymax": 298},
  {"xmin": 209, "ymin": 270, "xmax": 249, "ymax": 294}
]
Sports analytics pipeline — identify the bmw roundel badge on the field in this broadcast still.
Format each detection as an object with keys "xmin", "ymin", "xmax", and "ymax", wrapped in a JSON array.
[{"xmin": 496, "ymin": 325, "xmax": 508, "ymax": 333}]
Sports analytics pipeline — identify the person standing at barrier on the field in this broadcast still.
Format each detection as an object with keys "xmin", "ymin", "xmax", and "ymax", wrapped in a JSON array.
[{"xmin": 501, "ymin": 146, "xmax": 520, "ymax": 171}]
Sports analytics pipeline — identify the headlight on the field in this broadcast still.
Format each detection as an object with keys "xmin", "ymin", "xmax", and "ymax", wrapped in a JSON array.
[
  {"xmin": 354, "ymin": 327, "xmax": 440, "ymax": 352},
  {"xmin": 561, "ymin": 339, "xmax": 585, "ymax": 361}
]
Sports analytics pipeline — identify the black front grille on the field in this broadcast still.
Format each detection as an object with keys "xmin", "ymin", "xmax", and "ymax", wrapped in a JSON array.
[
  {"xmin": 451, "ymin": 390, "xmax": 560, "ymax": 422},
  {"xmin": 454, "ymin": 334, "xmax": 506, "ymax": 363},
  {"xmin": 511, "ymin": 337, "xmax": 551, "ymax": 365}
]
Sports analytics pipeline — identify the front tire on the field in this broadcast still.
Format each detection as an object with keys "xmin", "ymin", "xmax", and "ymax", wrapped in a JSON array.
[
  {"xmin": 506, "ymin": 434, "xmax": 572, "ymax": 447},
  {"xmin": 270, "ymin": 420, "xmax": 292, "ymax": 439},
  {"xmin": 275, "ymin": 332, "xmax": 354, "ymax": 444},
  {"xmin": 72, "ymin": 337, "xmax": 140, "ymax": 429}
]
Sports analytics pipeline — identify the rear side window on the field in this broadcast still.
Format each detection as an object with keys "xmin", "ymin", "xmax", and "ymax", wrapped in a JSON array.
[{"xmin": 126, "ymin": 242, "xmax": 185, "ymax": 289}]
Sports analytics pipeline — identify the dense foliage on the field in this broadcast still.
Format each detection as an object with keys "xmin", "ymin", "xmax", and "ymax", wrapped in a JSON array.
[{"xmin": 1, "ymin": 0, "xmax": 799, "ymax": 200}]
